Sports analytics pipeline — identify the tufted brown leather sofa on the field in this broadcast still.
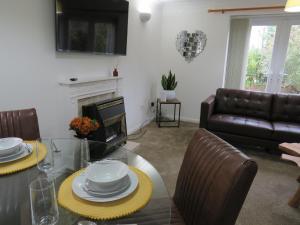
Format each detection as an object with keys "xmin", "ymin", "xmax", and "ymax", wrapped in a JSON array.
[
  {"xmin": 0, "ymin": 108, "xmax": 40, "ymax": 140},
  {"xmin": 200, "ymin": 88, "xmax": 300, "ymax": 153},
  {"xmin": 172, "ymin": 129, "xmax": 257, "ymax": 225}
]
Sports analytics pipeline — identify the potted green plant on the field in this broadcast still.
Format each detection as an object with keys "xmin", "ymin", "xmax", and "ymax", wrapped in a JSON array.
[{"xmin": 161, "ymin": 70, "xmax": 178, "ymax": 100}]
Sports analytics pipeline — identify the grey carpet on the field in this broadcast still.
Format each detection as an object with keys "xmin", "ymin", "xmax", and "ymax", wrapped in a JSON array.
[{"xmin": 134, "ymin": 122, "xmax": 300, "ymax": 225}]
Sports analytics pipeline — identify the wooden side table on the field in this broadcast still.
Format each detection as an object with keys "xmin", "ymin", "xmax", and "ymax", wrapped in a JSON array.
[
  {"xmin": 156, "ymin": 98, "xmax": 181, "ymax": 128},
  {"xmin": 279, "ymin": 143, "xmax": 300, "ymax": 208}
]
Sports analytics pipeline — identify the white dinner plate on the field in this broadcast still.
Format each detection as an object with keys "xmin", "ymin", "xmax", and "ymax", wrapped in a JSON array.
[
  {"xmin": 0, "ymin": 143, "xmax": 33, "ymax": 164},
  {"xmin": 72, "ymin": 170, "xmax": 139, "ymax": 203},
  {"xmin": 0, "ymin": 146, "xmax": 24, "ymax": 160}
]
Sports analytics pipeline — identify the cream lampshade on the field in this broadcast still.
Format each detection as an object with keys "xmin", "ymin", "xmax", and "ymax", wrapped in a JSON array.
[{"xmin": 285, "ymin": 0, "xmax": 300, "ymax": 12}]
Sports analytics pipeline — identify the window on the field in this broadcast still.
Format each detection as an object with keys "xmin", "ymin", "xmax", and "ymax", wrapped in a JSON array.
[{"xmin": 243, "ymin": 16, "xmax": 300, "ymax": 94}]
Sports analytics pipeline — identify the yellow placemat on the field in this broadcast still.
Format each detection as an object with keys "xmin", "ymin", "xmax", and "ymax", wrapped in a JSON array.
[
  {"xmin": 58, "ymin": 166, "xmax": 153, "ymax": 220},
  {"xmin": 0, "ymin": 141, "xmax": 47, "ymax": 175}
]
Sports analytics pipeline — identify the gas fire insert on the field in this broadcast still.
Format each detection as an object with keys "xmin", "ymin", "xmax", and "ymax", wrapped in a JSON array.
[{"xmin": 82, "ymin": 96, "xmax": 127, "ymax": 160}]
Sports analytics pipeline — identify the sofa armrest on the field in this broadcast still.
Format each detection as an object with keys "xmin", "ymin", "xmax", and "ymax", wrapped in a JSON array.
[{"xmin": 200, "ymin": 95, "xmax": 216, "ymax": 128}]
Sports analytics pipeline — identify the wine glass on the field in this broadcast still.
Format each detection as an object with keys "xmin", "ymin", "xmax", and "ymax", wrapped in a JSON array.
[{"xmin": 29, "ymin": 178, "xmax": 59, "ymax": 225}]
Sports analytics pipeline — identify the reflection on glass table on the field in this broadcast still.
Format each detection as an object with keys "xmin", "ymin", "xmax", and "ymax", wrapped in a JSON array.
[{"xmin": 0, "ymin": 138, "xmax": 171, "ymax": 225}]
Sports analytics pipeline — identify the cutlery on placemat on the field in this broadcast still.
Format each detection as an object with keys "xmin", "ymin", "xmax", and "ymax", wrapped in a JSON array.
[
  {"xmin": 24, "ymin": 144, "xmax": 31, "ymax": 154},
  {"xmin": 77, "ymin": 221, "xmax": 96, "ymax": 225}
]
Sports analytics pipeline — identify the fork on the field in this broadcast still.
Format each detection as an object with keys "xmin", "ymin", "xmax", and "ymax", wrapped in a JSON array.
[{"xmin": 24, "ymin": 143, "xmax": 31, "ymax": 154}]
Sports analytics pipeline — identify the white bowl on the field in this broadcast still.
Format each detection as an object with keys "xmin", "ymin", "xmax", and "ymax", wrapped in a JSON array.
[
  {"xmin": 0, "ymin": 137, "xmax": 23, "ymax": 156},
  {"xmin": 85, "ymin": 160, "xmax": 129, "ymax": 193}
]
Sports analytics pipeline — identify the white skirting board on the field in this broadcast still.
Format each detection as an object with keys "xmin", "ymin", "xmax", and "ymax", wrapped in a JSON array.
[
  {"xmin": 127, "ymin": 116, "xmax": 155, "ymax": 135},
  {"xmin": 180, "ymin": 116, "xmax": 200, "ymax": 124}
]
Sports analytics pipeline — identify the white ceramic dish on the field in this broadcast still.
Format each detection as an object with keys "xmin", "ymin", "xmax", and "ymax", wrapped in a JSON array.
[
  {"xmin": 0, "ymin": 143, "xmax": 32, "ymax": 164},
  {"xmin": 83, "ymin": 178, "xmax": 131, "ymax": 197},
  {"xmin": 0, "ymin": 137, "xmax": 23, "ymax": 156},
  {"xmin": 0, "ymin": 146, "xmax": 24, "ymax": 160},
  {"xmin": 85, "ymin": 160, "xmax": 129, "ymax": 192},
  {"xmin": 72, "ymin": 170, "xmax": 139, "ymax": 203},
  {"xmin": 85, "ymin": 174, "xmax": 130, "ymax": 194}
]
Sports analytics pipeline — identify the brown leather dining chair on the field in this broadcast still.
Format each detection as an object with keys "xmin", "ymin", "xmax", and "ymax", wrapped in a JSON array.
[
  {"xmin": 172, "ymin": 129, "xmax": 258, "ymax": 225},
  {"xmin": 0, "ymin": 108, "xmax": 40, "ymax": 140}
]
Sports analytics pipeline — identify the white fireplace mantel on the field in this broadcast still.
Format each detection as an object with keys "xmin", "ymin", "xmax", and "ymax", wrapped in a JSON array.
[
  {"xmin": 58, "ymin": 75, "xmax": 123, "ymax": 103},
  {"xmin": 58, "ymin": 76, "xmax": 122, "ymax": 86}
]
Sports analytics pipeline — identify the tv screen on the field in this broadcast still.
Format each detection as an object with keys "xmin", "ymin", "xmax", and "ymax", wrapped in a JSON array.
[{"xmin": 55, "ymin": 0, "xmax": 129, "ymax": 55}]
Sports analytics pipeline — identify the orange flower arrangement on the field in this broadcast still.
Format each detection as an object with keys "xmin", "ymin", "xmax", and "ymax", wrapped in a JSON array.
[{"xmin": 69, "ymin": 117, "xmax": 100, "ymax": 136}]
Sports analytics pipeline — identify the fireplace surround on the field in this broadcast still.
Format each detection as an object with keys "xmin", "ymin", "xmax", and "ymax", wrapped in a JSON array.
[{"xmin": 58, "ymin": 75, "xmax": 124, "ymax": 159}]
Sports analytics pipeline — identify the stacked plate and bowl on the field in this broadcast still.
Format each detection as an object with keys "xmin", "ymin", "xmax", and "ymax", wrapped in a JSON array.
[
  {"xmin": 72, "ymin": 160, "xmax": 138, "ymax": 202},
  {"xmin": 0, "ymin": 138, "xmax": 33, "ymax": 164}
]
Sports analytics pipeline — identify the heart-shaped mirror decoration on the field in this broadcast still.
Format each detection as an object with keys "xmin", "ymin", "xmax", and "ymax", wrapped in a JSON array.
[{"xmin": 176, "ymin": 30, "xmax": 207, "ymax": 63}]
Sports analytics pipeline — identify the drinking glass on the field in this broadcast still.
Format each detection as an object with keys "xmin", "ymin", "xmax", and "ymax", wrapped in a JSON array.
[
  {"xmin": 80, "ymin": 138, "xmax": 91, "ymax": 168},
  {"xmin": 29, "ymin": 178, "xmax": 59, "ymax": 225},
  {"xmin": 36, "ymin": 139, "xmax": 54, "ymax": 174}
]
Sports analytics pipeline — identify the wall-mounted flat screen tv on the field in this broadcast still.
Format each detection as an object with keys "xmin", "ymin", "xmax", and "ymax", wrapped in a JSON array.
[{"xmin": 55, "ymin": 0, "xmax": 129, "ymax": 55}]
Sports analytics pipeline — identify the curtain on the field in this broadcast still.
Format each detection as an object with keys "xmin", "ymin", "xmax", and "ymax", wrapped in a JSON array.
[{"xmin": 225, "ymin": 19, "xmax": 250, "ymax": 89}]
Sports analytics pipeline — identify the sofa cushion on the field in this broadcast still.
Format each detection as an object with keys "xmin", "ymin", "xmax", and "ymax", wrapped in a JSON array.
[
  {"xmin": 272, "ymin": 94, "xmax": 300, "ymax": 123},
  {"xmin": 208, "ymin": 114, "xmax": 273, "ymax": 139},
  {"xmin": 215, "ymin": 88, "xmax": 273, "ymax": 120},
  {"xmin": 272, "ymin": 122, "xmax": 300, "ymax": 142}
]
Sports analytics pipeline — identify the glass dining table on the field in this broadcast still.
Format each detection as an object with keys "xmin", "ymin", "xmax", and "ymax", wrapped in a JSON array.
[{"xmin": 0, "ymin": 138, "xmax": 171, "ymax": 225}]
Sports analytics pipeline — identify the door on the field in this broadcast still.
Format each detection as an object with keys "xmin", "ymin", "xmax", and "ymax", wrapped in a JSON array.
[
  {"xmin": 244, "ymin": 24, "xmax": 277, "ymax": 92},
  {"xmin": 281, "ymin": 24, "xmax": 300, "ymax": 93},
  {"xmin": 244, "ymin": 17, "xmax": 300, "ymax": 94}
]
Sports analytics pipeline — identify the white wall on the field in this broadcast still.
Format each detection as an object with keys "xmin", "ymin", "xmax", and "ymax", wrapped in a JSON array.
[
  {"xmin": 0, "ymin": 0, "xmax": 162, "ymax": 137},
  {"xmin": 159, "ymin": 0, "xmax": 286, "ymax": 123},
  {"xmin": 0, "ymin": 0, "xmax": 289, "ymax": 137}
]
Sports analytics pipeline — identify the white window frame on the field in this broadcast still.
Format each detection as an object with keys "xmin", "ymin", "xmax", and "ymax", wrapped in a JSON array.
[{"xmin": 241, "ymin": 15, "xmax": 300, "ymax": 93}]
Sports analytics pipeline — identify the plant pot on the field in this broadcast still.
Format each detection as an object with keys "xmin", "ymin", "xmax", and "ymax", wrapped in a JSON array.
[
  {"xmin": 163, "ymin": 90, "xmax": 176, "ymax": 100},
  {"xmin": 160, "ymin": 91, "xmax": 167, "ymax": 102},
  {"xmin": 74, "ymin": 133, "xmax": 88, "ymax": 139},
  {"xmin": 73, "ymin": 135, "xmax": 107, "ymax": 162},
  {"xmin": 74, "ymin": 130, "xmax": 97, "ymax": 140}
]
